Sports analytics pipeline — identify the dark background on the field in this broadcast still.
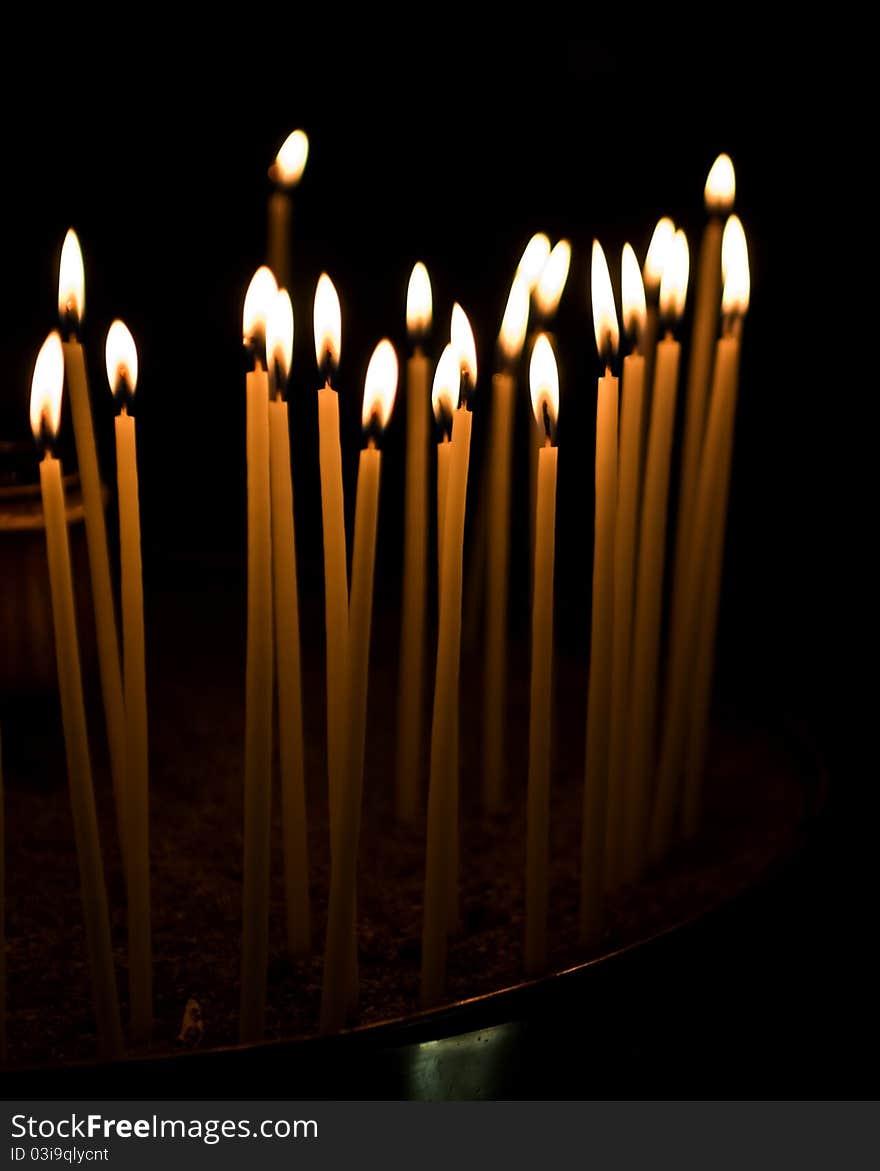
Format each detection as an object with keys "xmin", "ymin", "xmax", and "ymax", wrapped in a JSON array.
[{"xmin": 0, "ymin": 32, "xmax": 863, "ymax": 1093}]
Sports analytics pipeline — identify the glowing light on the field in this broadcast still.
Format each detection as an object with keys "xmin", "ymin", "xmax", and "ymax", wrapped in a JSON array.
[
  {"xmin": 406, "ymin": 262, "xmax": 433, "ymax": 338},
  {"xmin": 451, "ymin": 303, "xmax": 477, "ymax": 392},
  {"xmin": 659, "ymin": 229, "xmax": 690, "ymax": 321},
  {"xmin": 590, "ymin": 240, "xmax": 619, "ymax": 363},
  {"xmin": 272, "ymin": 129, "xmax": 309, "ymax": 186},
  {"xmin": 534, "ymin": 239, "xmax": 571, "ymax": 318},
  {"xmin": 498, "ymin": 273, "xmax": 529, "ymax": 362},
  {"xmin": 243, "ymin": 266, "xmax": 278, "ymax": 349},
  {"xmin": 721, "ymin": 216, "xmax": 750, "ymax": 318},
  {"xmin": 704, "ymin": 153, "xmax": 736, "ymax": 213},
  {"xmin": 621, "ymin": 243, "xmax": 647, "ymax": 341},
  {"xmin": 105, "ymin": 320, "xmax": 139, "ymax": 398},
  {"xmin": 644, "ymin": 217, "xmax": 675, "ymax": 295},
  {"xmin": 529, "ymin": 333, "xmax": 559, "ymax": 432},
  {"xmin": 267, "ymin": 289, "xmax": 294, "ymax": 384},
  {"xmin": 431, "ymin": 344, "xmax": 458, "ymax": 423},
  {"xmin": 516, "ymin": 233, "xmax": 551, "ymax": 291},
  {"xmin": 30, "ymin": 331, "xmax": 64, "ymax": 440},
  {"xmin": 58, "ymin": 229, "xmax": 85, "ymax": 328},
  {"xmin": 314, "ymin": 273, "xmax": 342, "ymax": 374},
  {"xmin": 362, "ymin": 339, "xmax": 399, "ymax": 430}
]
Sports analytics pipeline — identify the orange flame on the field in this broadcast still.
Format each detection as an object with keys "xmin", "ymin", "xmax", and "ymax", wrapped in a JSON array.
[
  {"xmin": 704, "ymin": 153, "xmax": 735, "ymax": 213},
  {"xmin": 516, "ymin": 233, "xmax": 551, "ymax": 291},
  {"xmin": 272, "ymin": 129, "xmax": 309, "ymax": 186},
  {"xmin": 105, "ymin": 320, "xmax": 139, "ymax": 399},
  {"xmin": 431, "ymin": 344, "xmax": 458, "ymax": 423},
  {"xmin": 643, "ymin": 217, "xmax": 675, "ymax": 296},
  {"xmin": 498, "ymin": 273, "xmax": 529, "ymax": 362},
  {"xmin": 591, "ymin": 240, "xmax": 619, "ymax": 363},
  {"xmin": 534, "ymin": 240, "xmax": 571, "ymax": 318},
  {"xmin": 721, "ymin": 216, "xmax": 750, "ymax": 318},
  {"xmin": 529, "ymin": 333, "xmax": 559, "ymax": 433},
  {"xmin": 243, "ymin": 266, "xmax": 278, "ymax": 349},
  {"xmin": 30, "ymin": 332, "xmax": 65, "ymax": 441},
  {"xmin": 659, "ymin": 230, "xmax": 689, "ymax": 321},
  {"xmin": 314, "ymin": 273, "xmax": 342, "ymax": 374},
  {"xmin": 451, "ymin": 303, "xmax": 477, "ymax": 392},
  {"xmin": 621, "ymin": 243, "xmax": 647, "ymax": 341},
  {"xmin": 268, "ymin": 289, "xmax": 294, "ymax": 384},
  {"xmin": 362, "ymin": 340, "xmax": 398, "ymax": 430},
  {"xmin": 58, "ymin": 229, "xmax": 85, "ymax": 328},
  {"xmin": 406, "ymin": 262, "xmax": 432, "ymax": 338}
]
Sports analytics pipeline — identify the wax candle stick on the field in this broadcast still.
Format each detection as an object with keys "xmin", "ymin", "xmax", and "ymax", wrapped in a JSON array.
[
  {"xmin": 421, "ymin": 306, "xmax": 476, "ymax": 1007},
  {"xmin": 525, "ymin": 335, "xmax": 560, "ymax": 976},
  {"xmin": 58, "ymin": 230, "xmax": 127, "ymax": 861},
  {"xmin": 431, "ymin": 345, "xmax": 460, "ymax": 933},
  {"xmin": 623, "ymin": 231, "xmax": 690, "ymax": 884},
  {"xmin": 105, "ymin": 321, "xmax": 151, "ymax": 1045},
  {"xmin": 266, "ymin": 129, "xmax": 308, "ymax": 290},
  {"xmin": 642, "ymin": 217, "xmax": 675, "ymax": 405},
  {"xmin": 665, "ymin": 155, "xmax": 736, "ymax": 790},
  {"xmin": 483, "ymin": 275, "xmax": 529, "ymax": 814},
  {"xmin": 314, "ymin": 274, "xmax": 348, "ymax": 858},
  {"xmin": 650, "ymin": 218, "xmax": 750, "ymax": 853},
  {"xmin": 396, "ymin": 263, "xmax": 432, "ymax": 825},
  {"xmin": 580, "ymin": 242, "xmax": 620, "ymax": 947},
  {"xmin": 240, "ymin": 268, "xmax": 277, "ymax": 1043},
  {"xmin": 604, "ymin": 246, "xmax": 647, "ymax": 893},
  {"xmin": 321, "ymin": 342, "xmax": 398, "ymax": 1033},
  {"xmin": 31, "ymin": 332, "xmax": 123, "ymax": 1059},
  {"xmin": 267, "ymin": 289, "xmax": 310, "ymax": 955}
]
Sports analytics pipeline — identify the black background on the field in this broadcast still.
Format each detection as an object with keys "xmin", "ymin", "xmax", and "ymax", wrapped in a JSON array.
[{"xmin": 0, "ymin": 30, "xmax": 864, "ymax": 1095}]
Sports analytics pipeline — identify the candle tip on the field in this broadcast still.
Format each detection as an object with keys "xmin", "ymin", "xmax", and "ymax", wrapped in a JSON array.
[{"xmin": 704, "ymin": 153, "xmax": 736, "ymax": 213}]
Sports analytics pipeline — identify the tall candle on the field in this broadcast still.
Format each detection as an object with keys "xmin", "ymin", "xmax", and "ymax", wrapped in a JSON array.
[
  {"xmin": 580, "ymin": 242, "xmax": 620, "ymax": 947},
  {"xmin": 652, "ymin": 218, "xmax": 750, "ymax": 852},
  {"xmin": 604, "ymin": 245, "xmax": 647, "ymax": 894},
  {"xmin": 106, "ymin": 321, "xmax": 151, "ymax": 1045},
  {"xmin": 641, "ymin": 217, "xmax": 675, "ymax": 405},
  {"xmin": 266, "ymin": 130, "xmax": 308, "ymax": 289},
  {"xmin": 482, "ymin": 276, "xmax": 529, "ymax": 814},
  {"xmin": 322, "ymin": 342, "xmax": 398, "ymax": 1033},
  {"xmin": 267, "ymin": 290, "xmax": 310, "ymax": 955},
  {"xmin": 421, "ymin": 307, "xmax": 476, "ymax": 1008},
  {"xmin": 623, "ymin": 231, "xmax": 690, "ymax": 884},
  {"xmin": 240, "ymin": 268, "xmax": 276, "ymax": 1043},
  {"xmin": 525, "ymin": 335, "xmax": 560, "ymax": 975},
  {"xmin": 30, "ymin": 332, "xmax": 123, "ymax": 1059},
  {"xmin": 58, "ymin": 230, "xmax": 127, "ymax": 861},
  {"xmin": 314, "ymin": 274, "xmax": 348, "ymax": 858},
  {"xmin": 666, "ymin": 155, "xmax": 736, "ymax": 788},
  {"xmin": 396, "ymin": 263, "xmax": 432, "ymax": 824}
]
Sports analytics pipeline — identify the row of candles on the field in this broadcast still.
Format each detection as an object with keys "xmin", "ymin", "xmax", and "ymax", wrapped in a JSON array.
[{"xmin": 0, "ymin": 136, "xmax": 749, "ymax": 1060}]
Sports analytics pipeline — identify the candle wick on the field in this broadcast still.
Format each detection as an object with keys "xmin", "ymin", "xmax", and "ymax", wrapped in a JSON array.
[{"xmin": 366, "ymin": 435, "xmax": 378, "ymax": 451}]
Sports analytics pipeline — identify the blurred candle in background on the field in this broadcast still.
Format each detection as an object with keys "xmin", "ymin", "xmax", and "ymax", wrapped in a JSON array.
[{"xmin": 267, "ymin": 129, "xmax": 309, "ymax": 289}]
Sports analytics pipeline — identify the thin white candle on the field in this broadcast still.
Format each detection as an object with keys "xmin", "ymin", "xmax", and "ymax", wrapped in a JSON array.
[
  {"xmin": 106, "ymin": 320, "xmax": 151, "ymax": 1046},
  {"xmin": 396, "ymin": 262, "xmax": 432, "ymax": 824},
  {"xmin": 31, "ymin": 332, "xmax": 123, "ymax": 1059},
  {"xmin": 421, "ymin": 307, "xmax": 476, "ymax": 1008},
  {"xmin": 483, "ymin": 275, "xmax": 529, "ymax": 813},
  {"xmin": 321, "ymin": 341, "xmax": 398, "ymax": 1033},
  {"xmin": 314, "ymin": 274, "xmax": 348, "ymax": 859},
  {"xmin": 267, "ymin": 289, "xmax": 310, "ymax": 955},
  {"xmin": 623, "ymin": 231, "xmax": 690, "ymax": 884},
  {"xmin": 240, "ymin": 268, "xmax": 276, "ymax": 1043},
  {"xmin": 580, "ymin": 242, "xmax": 619, "ymax": 947},
  {"xmin": 604, "ymin": 245, "xmax": 647, "ymax": 894},
  {"xmin": 58, "ymin": 230, "xmax": 127, "ymax": 862},
  {"xmin": 525, "ymin": 334, "xmax": 560, "ymax": 976}
]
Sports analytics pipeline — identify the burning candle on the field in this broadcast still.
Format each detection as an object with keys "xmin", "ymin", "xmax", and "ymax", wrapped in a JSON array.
[
  {"xmin": 267, "ymin": 289, "xmax": 310, "ymax": 955},
  {"xmin": 623, "ymin": 230, "xmax": 690, "ymax": 883},
  {"xmin": 604, "ymin": 246, "xmax": 647, "ymax": 893},
  {"xmin": 58, "ymin": 230, "xmax": 127, "ymax": 861},
  {"xmin": 321, "ymin": 341, "xmax": 398, "ymax": 1033},
  {"xmin": 267, "ymin": 129, "xmax": 308, "ymax": 289},
  {"xmin": 314, "ymin": 274, "xmax": 348, "ymax": 859},
  {"xmin": 483, "ymin": 274, "xmax": 529, "ymax": 814},
  {"xmin": 105, "ymin": 320, "xmax": 151, "ymax": 1045},
  {"xmin": 525, "ymin": 334, "xmax": 560, "ymax": 976},
  {"xmin": 642, "ymin": 217, "xmax": 675, "ymax": 399},
  {"xmin": 30, "ymin": 332, "xmax": 123, "ymax": 1059},
  {"xmin": 666, "ymin": 156, "xmax": 736, "ymax": 790},
  {"xmin": 580, "ymin": 242, "xmax": 619, "ymax": 947},
  {"xmin": 240, "ymin": 266, "xmax": 277, "ymax": 1043},
  {"xmin": 396, "ymin": 262, "xmax": 433, "ymax": 825},
  {"xmin": 421, "ymin": 305, "xmax": 476, "ymax": 1007},
  {"xmin": 652, "ymin": 217, "xmax": 751, "ymax": 854}
]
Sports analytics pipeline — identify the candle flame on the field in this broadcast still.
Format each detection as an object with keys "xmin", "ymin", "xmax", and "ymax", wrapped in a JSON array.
[
  {"xmin": 643, "ymin": 216, "xmax": 675, "ymax": 296},
  {"xmin": 659, "ymin": 230, "xmax": 690, "ymax": 321},
  {"xmin": 516, "ymin": 232, "xmax": 551, "ymax": 292},
  {"xmin": 272, "ymin": 129, "xmax": 309, "ymax": 186},
  {"xmin": 406, "ymin": 261, "xmax": 433, "ymax": 339},
  {"xmin": 621, "ymin": 243, "xmax": 647, "ymax": 341},
  {"xmin": 498, "ymin": 273, "xmax": 529, "ymax": 362},
  {"xmin": 529, "ymin": 333, "xmax": 559, "ymax": 434},
  {"xmin": 58, "ymin": 228, "xmax": 85, "ymax": 329},
  {"xmin": 105, "ymin": 320, "xmax": 139, "ymax": 399},
  {"xmin": 314, "ymin": 273, "xmax": 342, "ymax": 375},
  {"xmin": 362, "ymin": 339, "xmax": 398, "ymax": 431},
  {"xmin": 704, "ymin": 153, "xmax": 736, "ymax": 213},
  {"xmin": 534, "ymin": 239, "xmax": 571, "ymax": 318},
  {"xmin": 721, "ymin": 215, "xmax": 750, "ymax": 318},
  {"xmin": 268, "ymin": 289, "xmax": 294, "ymax": 385},
  {"xmin": 30, "ymin": 331, "xmax": 65, "ymax": 441},
  {"xmin": 243, "ymin": 266, "xmax": 278, "ymax": 350},
  {"xmin": 590, "ymin": 240, "xmax": 619, "ymax": 364},
  {"xmin": 431, "ymin": 344, "xmax": 458, "ymax": 424},
  {"xmin": 451, "ymin": 303, "xmax": 477, "ymax": 394}
]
